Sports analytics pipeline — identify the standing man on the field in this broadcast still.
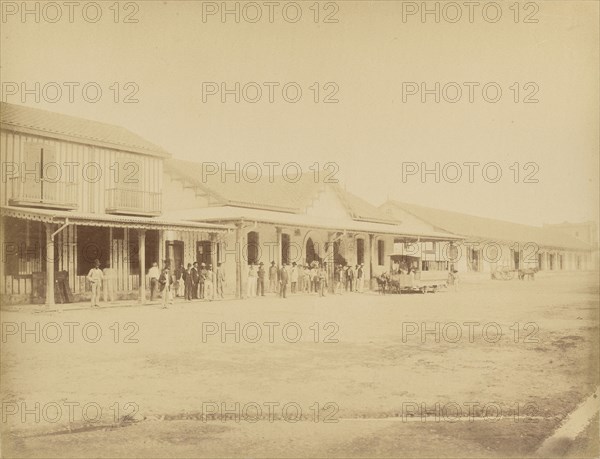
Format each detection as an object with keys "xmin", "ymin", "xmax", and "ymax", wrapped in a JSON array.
[
  {"xmin": 191, "ymin": 262, "xmax": 200, "ymax": 299},
  {"xmin": 347, "ymin": 265, "xmax": 354, "ymax": 292},
  {"xmin": 159, "ymin": 265, "xmax": 174, "ymax": 309},
  {"xmin": 184, "ymin": 263, "xmax": 193, "ymax": 301},
  {"xmin": 279, "ymin": 263, "xmax": 289, "ymax": 298},
  {"xmin": 199, "ymin": 263, "xmax": 207, "ymax": 300},
  {"xmin": 268, "ymin": 261, "xmax": 278, "ymax": 293},
  {"xmin": 148, "ymin": 261, "xmax": 160, "ymax": 301},
  {"xmin": 357, "ymin": 264, "xmax": 364, "ymax": 293},
  {"xmin": 257, "ymin": 262, "xmax": 266, "ymax": 297},
  {"xmin": 246, "ymin": 264, "xmax": 257, "ymax": 298},
  {"xmin": 87, "ymin": 259, "xmax": 104, "ymax": 308},
  {"xmin": 334, "ymin": 264, "xmax": 342, "ymax": 294},
  {"xmin": 318, "ymin": 264, "xmax": 327, "ymax": 297},
  {"xmin": 205, "ymin": 264, "xmax": 215, "ymax": 301},
  {"xmin": 290, "ymin": 262, "xmax": 298, "ymax": 294},
  {"xmin": 215, "ymin": 262, "xmax": 226, "ymax": 299}
]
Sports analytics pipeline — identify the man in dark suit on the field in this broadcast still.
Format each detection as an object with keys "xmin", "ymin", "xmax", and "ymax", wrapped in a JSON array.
[
  {"xmin": 184, "ymin": 263, "xmax": 193, "ymax": 301},
  {"xmin": 279, "ymin": 263, "xmax": 289, "ymax": 299},
  {"xmin": 191, "ymin": 262, "xmax": 199, "ymax": 299}
]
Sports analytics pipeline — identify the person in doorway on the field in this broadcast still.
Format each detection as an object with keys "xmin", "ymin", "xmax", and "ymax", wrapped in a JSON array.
[
  {"xmin": 148, "ymin": 261, "xmax": 160, "ymax": 301},
  {"xmin": 87, "ymin": 259, "xmax": 104, "ymax": 308}
]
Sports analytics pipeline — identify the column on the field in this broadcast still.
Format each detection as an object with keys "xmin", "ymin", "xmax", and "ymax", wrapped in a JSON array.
[
  {"xmin": 138, "ymin": 229, "xmax": 146, "ymax": 303},
  {"xmin": 276, "ymin": 227, "xmax": 282, "ymax": 267},
  {"xmin": 210, "ymin": 233, "xmax": 218, "ymax": 268},
  {"xmin": 44, "ymin": 223, "xmax": 56, "ymax": 307},
  {"xmin": 235, "ymin": 223, "xmax": 243, "ymax": 299},
  {"xmin": 368, "ymin": 233, "xmax": 374, "ymax": 290}
]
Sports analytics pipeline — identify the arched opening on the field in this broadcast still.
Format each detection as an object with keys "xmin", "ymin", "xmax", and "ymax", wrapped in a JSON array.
[
  {"xmin": 247, "ymin": 231, "xmax": 259, "ymax": 265},
  {"xmin": 306, "ymin": 237, "xmax": 321, "ymax": 265}
]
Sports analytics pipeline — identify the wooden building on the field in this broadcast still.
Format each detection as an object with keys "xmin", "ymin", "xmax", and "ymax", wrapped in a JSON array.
[{"xmin": 0, "ymin": 102, "xmax": 230, "ymax": 306}]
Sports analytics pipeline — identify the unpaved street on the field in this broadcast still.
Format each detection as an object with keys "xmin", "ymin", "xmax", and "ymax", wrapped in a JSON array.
[{"xmin": 1, "ymin": 272, "xmax": 598, "ymax": 458}]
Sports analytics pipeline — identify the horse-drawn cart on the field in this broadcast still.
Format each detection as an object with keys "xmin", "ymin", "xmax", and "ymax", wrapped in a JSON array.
[{"xmin": 383, "ymin": 270, "xmax": 449, "ymax": 294}]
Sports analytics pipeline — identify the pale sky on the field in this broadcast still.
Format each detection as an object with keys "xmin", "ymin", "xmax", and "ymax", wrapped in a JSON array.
[{"xmin": 1, "ymin": 0, "xmax": 598, "ymax": 227}]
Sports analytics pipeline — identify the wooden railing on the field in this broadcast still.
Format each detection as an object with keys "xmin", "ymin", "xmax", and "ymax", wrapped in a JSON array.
[
  {"xmin": 105, "ymin": 188, "xmax": 162, "ymax": 216},
  {"xmin": 8, "ymin": 178, "xmax": 78, "ymax": 209}
]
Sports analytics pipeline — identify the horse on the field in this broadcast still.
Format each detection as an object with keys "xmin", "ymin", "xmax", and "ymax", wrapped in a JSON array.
[
  {"xmin": 518, "ymin": 267, "xmax": 538, "ymax": 281},
  {"xmin": 376, "ymin": 273, "xmax": 390, "ymax": 294}
]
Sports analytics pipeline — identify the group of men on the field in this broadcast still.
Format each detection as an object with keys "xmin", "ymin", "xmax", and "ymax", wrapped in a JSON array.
[
  {"xmin": 245, "ymin": 261, "xmax": 368, "ymax": 299},
  {"xmin": 148, "ymin": 261, "xmax": 226, "ymax": 304},
  {"xmin": 86, "ymin": 257, "xmax": 370, "ymax": 308}
]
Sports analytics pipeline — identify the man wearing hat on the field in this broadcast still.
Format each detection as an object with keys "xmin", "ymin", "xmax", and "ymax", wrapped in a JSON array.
[
  {"xmin": 215, "ymin": 262, "xmax": 226, "ymax": 299},
  {"xmin": 279, "ymin": 263, "xmax": 289, "ymax": 298},
  {"xmin": 268, "ymin": 261, "xmax": 278, "ymax": 293},
  {"xmin": 257, "ymin": 262, "xmax": 266, "ymax": 296},
  {"xmin": 191, "ymin": 262, "xmax": 199, "ymax": 299},
  {"xmin": 199, "ymin": 262, "xmax": 207, "ymax": 299},
  {"xmin": 204, "ymin": 264, "xmax": 215, "ymax": 300},
  {"xmin": 290, "ymin": 262, "xmax": 298, "ymax": 294},
  {"xmin": 184, "ymin": 263, "xmax": 193, "ymax": 301},
  {"xmin": 357, "ymin": 263, "xmax": 364, "ymax": 293},
  {"xmin": 87, "ymin": 259, "xmax": 104, "ymax": 308}
]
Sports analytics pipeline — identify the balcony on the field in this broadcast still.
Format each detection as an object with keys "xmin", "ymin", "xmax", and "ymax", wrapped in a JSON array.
[
  {"xmin": 8, "ymin": 178, "xmax": 78, "ymax": 210},
  {"xmin": 105, "ymin": 188, "xmax": 162, "ymax": 216}
]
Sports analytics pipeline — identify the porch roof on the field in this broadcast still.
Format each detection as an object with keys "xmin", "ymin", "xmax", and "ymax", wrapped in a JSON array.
[
  {"xmin": 0, "ymin": 206, "xmax": 233, "ymax": 233},
  {"xmin": 163, "ymin": 206, "xmax": 461, "ymax": 240}
]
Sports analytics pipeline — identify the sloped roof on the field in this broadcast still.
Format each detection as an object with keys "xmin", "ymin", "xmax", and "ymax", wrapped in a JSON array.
[
  {"xmin": 165, "ymin": 158, "xmax": 408, "ymax": 225},
  {"xmin": 335, "ymin": 188, "xmax": 399, "ymax": 224},
  {"xmin": 0, "ymin": 102, "xmax": 169, "ymax": 157},
  {"xmin": 383, "ymin": 201, "xmax": 592, "ymax": 251},
  {"xmin": 163, "ymin": 206, "xmax": 460, "ymax": 240},
  {"xmin": 165, "ymin": 158, "xmax": 328, "ymax": 213}
]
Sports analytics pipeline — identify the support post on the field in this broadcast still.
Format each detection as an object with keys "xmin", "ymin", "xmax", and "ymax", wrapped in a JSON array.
[
  {"xmin": 44, "ymin": 223, "xmax": 56, "ymax": 307},
  {"xmin": 138, "ymin": 229, "xmax": 146, "ymax": 304},
  {"xmin": 368, "ymin": 233, "xmax": 374, "ymax": 290},
  {"xmin": 235, "ymin": 223, "xmax": 243, "ymax": 299},
  {"xmin": 276, "ymin": 227, "xmax": 282, "ymax": 267}
]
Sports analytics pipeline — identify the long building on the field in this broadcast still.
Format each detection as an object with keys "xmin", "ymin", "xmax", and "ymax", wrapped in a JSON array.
[
  {"xmin": 379, "ymin": 201, "xmax": 596, "ymax": 273},
  {"xmin": 1, "ymin": 102, "xmax": 596, "ymax": 305}
]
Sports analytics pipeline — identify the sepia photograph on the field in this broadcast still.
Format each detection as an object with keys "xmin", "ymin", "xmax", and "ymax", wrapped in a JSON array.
[{"xmin": 0, "ymin": 1, "xmax": 599, "ymax": 457}]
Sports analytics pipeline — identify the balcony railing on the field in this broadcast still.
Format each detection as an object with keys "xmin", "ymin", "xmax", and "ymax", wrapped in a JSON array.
[
  {"xmin": 8, "ymin": 178, "xmax": 78, "ymax": 210},
  {"xmin": 105, "ymin": 188, "xmax": 162, "ymax": 216}
]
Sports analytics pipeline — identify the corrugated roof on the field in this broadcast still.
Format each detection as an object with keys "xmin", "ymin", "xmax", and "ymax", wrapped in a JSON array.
[
  {"xmin": 0, "ymin": 102, "xmax": 169, "ymax": 157},
  {"xmin": 383, "ymin": 201, "xmax": 592, "ymax": 251},
  {"xmin": 1, "ymin": 206, "xmax": 231, "ymax": 233},
  {"xmin": 165, "ymin": 158, "xmax": 327, "ymax": 213}
]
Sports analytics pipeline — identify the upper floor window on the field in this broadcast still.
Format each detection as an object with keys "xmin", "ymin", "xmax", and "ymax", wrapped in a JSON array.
[{"xmin": 9, "ymin": 143, "xmax": 78, "ymax": 209}]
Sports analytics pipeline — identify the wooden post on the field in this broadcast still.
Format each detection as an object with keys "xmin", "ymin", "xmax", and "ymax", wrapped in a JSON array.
[
  {"xmin": 138, "ymin": 229, "xmax": 146, "ymax": 303},
  {"xmin": 45, "ymin": 223, "xmax": 55, "ymax": 307},
  {"xmin": 368, "ymin": 233, "xmax": 374, "ymax": 290},
  {"xmin": 235, "ymin": 223, "xmax": 243, "ymax": 299},
  {"xmin": 275, "ymin": 227, "xmax": 282, "ymax": 267}
]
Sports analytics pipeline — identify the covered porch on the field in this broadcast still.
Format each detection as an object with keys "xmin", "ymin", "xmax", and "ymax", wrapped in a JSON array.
[{"xmin": 0, "ymin": 206, "xmax": 231, "ymax": 307}]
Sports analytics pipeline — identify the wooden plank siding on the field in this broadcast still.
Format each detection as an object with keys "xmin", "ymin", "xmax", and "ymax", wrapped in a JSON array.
[{"xmin": 0, "ymin": 130, "xmax": 163, "ymax": 213}]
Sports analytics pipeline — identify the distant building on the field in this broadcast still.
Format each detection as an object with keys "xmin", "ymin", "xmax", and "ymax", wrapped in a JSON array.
[
  {"xmin": 380, "ymin": 201, "xmax": 596, "ymax": 274},
  {"xmin": 544, "ymin": 221, "xmax": 599, "ymax": 271}
]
